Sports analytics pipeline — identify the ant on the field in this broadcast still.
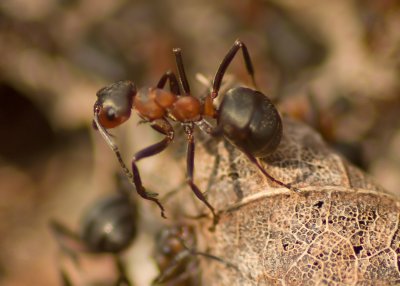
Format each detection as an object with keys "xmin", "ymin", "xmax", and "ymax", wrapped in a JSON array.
[
  {"xmin": 93, "ymin": 40, "xmax": 299, "ymax": 227},
  {"xmin": 152, "ymin": 224, "xmax": 238, "ymax": 286},
  {"xmin": 50, "ymin": 175, "xmax": 137, "ymax": 286},
  {"xmin": 152, "ymin": 225, "xmax": 199, "ymax": 285}
]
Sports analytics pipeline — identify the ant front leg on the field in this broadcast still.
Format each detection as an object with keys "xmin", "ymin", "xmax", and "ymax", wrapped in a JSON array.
[
  {"xmin": 93, "ymin": 110, "xmax": 167, "ymax": 218},
  {"xmin": 211, "ymin": 39, "xmax": 257, "ymax": 100},
  {"xmin": 183, "ymin": 124, "xmax": 219, "ymax": 228},
  {"xmin": 131, "ymin": 119, "xmax": 174, "ymax": 218}
]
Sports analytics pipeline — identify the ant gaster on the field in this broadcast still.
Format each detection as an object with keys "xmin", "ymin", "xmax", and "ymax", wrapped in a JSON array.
[
  {"xmin": 50, "ymin": 175, "xmax": 137, "ymax": 286},
  {"xmin": 93, "ymin": 40, "xmax": 299, "ymax": 226}
]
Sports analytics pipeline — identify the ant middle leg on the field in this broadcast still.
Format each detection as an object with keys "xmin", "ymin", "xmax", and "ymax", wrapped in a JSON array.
[
  {"xmin": 173, "ymin": 48, "xmax": 191, "ymax": 95},
  {"xmin": 183, "ymin": 125, "xmax": 219, "ymax": 227},
  {"xmin": 211, "ymin": 39, "xmax": 257, "ymax": 99},
  {"xmin": 156, "ymin": 70, "xmax": 181, "ymax": 95},
  {"xmin": 131, "ymin": 119, "xmax": 174, "ymax": 218}
]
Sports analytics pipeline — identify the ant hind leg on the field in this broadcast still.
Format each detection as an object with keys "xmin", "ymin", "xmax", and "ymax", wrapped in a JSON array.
[
  {"xmin": 156, "ymin": 70, "xmax": 181, "ymax": 95},
  {"xmin": 211, "ymin": 39, "xmax": 257, "ymax": 100},
  {"xmin": 243, "ymin": 151, "xmax": 300, "ymax": 193}
]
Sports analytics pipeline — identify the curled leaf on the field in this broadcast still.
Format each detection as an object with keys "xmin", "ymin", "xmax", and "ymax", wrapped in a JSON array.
[{"xmin": 191, "ymin": 117, "xmax": 400, "ymax": 285}]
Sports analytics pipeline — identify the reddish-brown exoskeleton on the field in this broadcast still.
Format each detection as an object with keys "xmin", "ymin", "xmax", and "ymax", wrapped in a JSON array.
[
  {"xmin": 93, "ymin": 40, "xmax": 298, "ymax": 227},
  {"xmin": 153, "ymin": 224, "xmax": 239, "ymax": 285}
]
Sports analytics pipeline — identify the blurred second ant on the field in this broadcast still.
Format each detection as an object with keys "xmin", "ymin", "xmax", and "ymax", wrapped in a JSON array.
[
  {"xmin": 50, "ymin": 174, "xmax": 137, "ymax": 286},
  {"xmin": 152, "ymin": 224, "xmax": 239, "ymax": 286}
]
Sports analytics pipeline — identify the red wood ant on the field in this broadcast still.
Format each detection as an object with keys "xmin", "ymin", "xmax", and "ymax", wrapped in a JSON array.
[
  {"xmin": 152, "ymin": 224, "xmax": 239, "ymax": 285},
  {"xmin": 93, "ymin": 40, "xmax": 299, "ymax": 226},
  {"xmin": 152, "ymin": 225, "xmax": 199, "ymax": 285}
]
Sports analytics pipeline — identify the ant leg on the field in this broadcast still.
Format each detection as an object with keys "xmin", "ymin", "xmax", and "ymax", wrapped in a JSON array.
[
  {"xmin": 184, "ymin": 125, "xmax": 219, "ymax": 227},
  {"xmin": 211, "ymin": 39, "xmax": 257, "ymax": 100},
  {"xmin": 153, "ymin": 261, "xmax": 199, "ymax": 286},
  {"xmin": 50, "ymin": 220, "xmax": 87, "ymax": 258},
  {"xmin": 49, "ymin": 221, "xmax": 86, "ymax": 286},
  {"xmin": 196, "ymin": 119, "xmax": 298, "ymax": 191},
  {"xmin": 243, "ymin": 151, "xmax": 300, "ymax": 193},
  {"xmin": 172, "ymin": 48, "xmax": 191, "ymax": 95},
  {"xmin": 131, "ymin": 119, "xmax": 174, "ymax": 218},
  {"xmin": 195, "ymin": 119, "xmax": 298, "ymax": 193},
  {"xmin": 93, "ymin": 109, "xmax": 166, "ymax": 217},
  {"xmin": 60, "ymin": 268, "xmax": 73, "ymax": 286},
  {"xmin": 195, "ymin": 119, "xmax": 300, "ymax": 194},
  {"xmin": 156, "ymin": 70, "xmax": 181, "ymax": 95},
  {"xmin": 114, "ymin": 256, "xmax": 132, "ymax": 286}
]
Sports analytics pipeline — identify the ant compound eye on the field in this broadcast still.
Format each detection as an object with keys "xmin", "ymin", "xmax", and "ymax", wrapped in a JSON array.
[
  {"xmin": 94, "ymin": 81, "xmax": 135, "ymax": 129},
  {"xmin": 97, "ymin": 105, "xmax": 130, "ymax": 129},
  {"xmin": 106, "ymin": 108, "xmax": 116, "ymax": 121}
]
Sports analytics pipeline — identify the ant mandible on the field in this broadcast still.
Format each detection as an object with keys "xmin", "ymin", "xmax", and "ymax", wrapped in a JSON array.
[{"xmin": 93, "ymin": 40, "xmax": 299, "ymax": 226}]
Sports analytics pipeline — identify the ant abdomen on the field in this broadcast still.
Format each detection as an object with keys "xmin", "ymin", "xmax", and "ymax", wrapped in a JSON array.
[
  {"xmin": 80, "ymin": 194, "xmax": 137, "ymax": 253},
  {"xmin": 217, "ymin": 87, "xmax": 282, "ymax": 158}
]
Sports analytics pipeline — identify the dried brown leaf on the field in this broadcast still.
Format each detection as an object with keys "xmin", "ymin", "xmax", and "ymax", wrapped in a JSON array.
[{"xmin": 191, "ymin": 117, "xmax": 400, "ymax": 286}]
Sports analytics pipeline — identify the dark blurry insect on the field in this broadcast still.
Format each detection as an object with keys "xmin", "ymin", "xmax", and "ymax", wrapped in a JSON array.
[
  {"xmin": 50, "ymin": 175, "xmax": 137, "ymax": 286},
  {"xmin": 153, "ymin": 224, "xmax": 238, "ymax": 286},
  {"xmin": 152, "ymin": 225, "xmax": 199, "ymax": 286},
  {"xmin": 93, "ymin": 40, "xmax": 299, "ymax": 227}
]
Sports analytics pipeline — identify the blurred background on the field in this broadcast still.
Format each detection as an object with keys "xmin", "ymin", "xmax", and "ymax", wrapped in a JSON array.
[{"xmin": 0, "ymin": 0, "xmax": 399, "ymax": 285}]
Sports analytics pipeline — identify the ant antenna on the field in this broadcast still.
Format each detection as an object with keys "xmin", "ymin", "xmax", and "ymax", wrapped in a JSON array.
[
  {"xmin": 93, "ymin": 108, "xmax": 166, "ymax": 217},
  {"xmin": 93, "ymin": 109, "xmax": 136, "ymax": 187}
]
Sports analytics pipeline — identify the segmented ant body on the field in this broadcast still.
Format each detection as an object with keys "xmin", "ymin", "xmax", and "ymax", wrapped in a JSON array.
[
  {"xmin": 152, "ymin": 224, "xmax": 238, "ymax": 286},
  {"xmin": 50, "ymin": 177, "xmax": 137, "ymax": 285},
  {"xmin": 93, "ymin": 40, "xmax": 298, "ymax": 226},
  {"xmin": 152, "ymin": 225, "xmax": 199, "ymax": 285}
]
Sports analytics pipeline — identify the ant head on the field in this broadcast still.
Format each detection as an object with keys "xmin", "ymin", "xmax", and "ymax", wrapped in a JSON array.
[
  {"xmin": 153, "ymin": 225, "xmax": 197, "ymax": 284},
  {"xmin": 94, "ymin": 80, "xmax": 136, "ymax": 129},
  {"xmin": 154, "ymin": 225, "xmax": 196, "ymax": 264}
]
